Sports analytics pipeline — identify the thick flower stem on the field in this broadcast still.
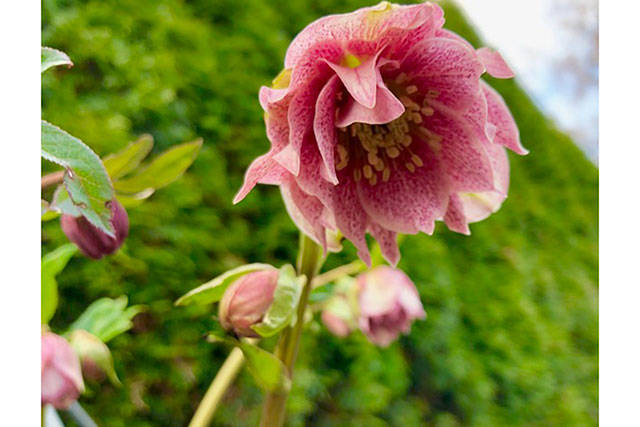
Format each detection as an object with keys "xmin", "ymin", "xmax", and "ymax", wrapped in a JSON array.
[
  {"xmin": 188, "ymin": 347, "xmax": 246, "ymax": 427},
  {"xmin": 259, "ymin": 234, "xmax": 324, "ymax": 427}
]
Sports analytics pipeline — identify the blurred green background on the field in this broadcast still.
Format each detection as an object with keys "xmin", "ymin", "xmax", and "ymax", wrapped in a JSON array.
[{"xmin": 42, "ymin": 0, "xmax": 598, "ymax": 426}]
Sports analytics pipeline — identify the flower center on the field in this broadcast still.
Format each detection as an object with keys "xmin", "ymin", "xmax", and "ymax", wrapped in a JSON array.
[{"xmin": 336, "ymin": 74, "xmax": 442, "ymax": 186}]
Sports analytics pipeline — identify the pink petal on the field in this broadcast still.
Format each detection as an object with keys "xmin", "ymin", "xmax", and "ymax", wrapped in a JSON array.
[
  {"xmin": 336, "ymin": 74, "xmax": 405, "ymax": 127},
  {"xmin": 325, "ymin": 54, "xmax": 379, "ymax": 109},
  {"xmin": 273, "ymin": 144, "xmax": 300, "ymax": 175},
  {"xmin": 443, "ymin": 194, "xmax": 470, "ymax": 235},
  {"xmin": 356, "ymin": 142, "xmax": 449, "ymax": 234},
  {"xmin": 426, "ymin": 109, "xmax": 495, "ymax": 193},
  {"xmin": 280, "ymin": 176, "xmax": 327, "ymax": 250},
  {"xmin": 482, "ymin": 81, "xmax": 528, "ymax": 154},
  {"xmin": 259, "ymin": 86, "xmax": 289, "ymax": 111},
  {"xmin": 285, "ymin": 2, "xmax": 438, "ymax": 69},
  {"xmin": 289, "ymin": 41, "xmax": 344, "ymax": 93},
  {"xmin": 313, "ymin": 75, "xmax": 342, "ymax": 184},
  {"xmin": 294, "ymin": 139, "xmax": 371, "ymax": 265},
  {"xmin": 368, "ymin": 222, "xmax": 400, "ymax": 266},
  {"xmin": 287, "ymin": 80, "xmax": 325, "ymax": 175},
  {"xmin": 457, "ymin": 144, "xmax": 509, "ymax": 223},
  {"xmin": 403, "ymin": 38, "xmax": 484, "ymax": 111},
  {"xmin": 477, "ymin": 47, "xmax": 515, "ymax": 79},
  {"xmin": 233, "ymin": 153, "xmax": 288, "ymax": 204}
]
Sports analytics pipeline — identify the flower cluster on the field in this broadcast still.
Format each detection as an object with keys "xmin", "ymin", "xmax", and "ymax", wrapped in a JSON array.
[{"xmin": 235, "ymin": 1, "xmax": 526, "ymax": 266}]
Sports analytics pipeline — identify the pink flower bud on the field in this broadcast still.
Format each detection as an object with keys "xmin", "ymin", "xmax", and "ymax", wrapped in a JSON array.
[
  {"xmin": 357, "ymin": 266, "xmax": 426, "ymax": 347},
  {"xmin": 60, "ymin": 199, "xmax": 129, "ymax": 259},
  {"xmin": 68, "ymin": 330, "xmax": 119, "ymax": 385},
  {"xmin": 41, "ymin": 332, "xmax": 84, "ymax": 409},
  {"xmin": 218, "ymin": 269, "xmax": 279, "ymax": 337},
  {"xmin": 321, "ymin": 310, "xmax": 352, "ymax": 338}
]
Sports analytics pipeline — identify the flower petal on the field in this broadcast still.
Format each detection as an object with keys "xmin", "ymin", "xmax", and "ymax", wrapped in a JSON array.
[
  {"xmin": 426, "ymin": 108, "xmax": 495, "ymax": 193},
  {"xmin": 326, "ymin": 54, "xmax": 379, "ymax": 109},
  {"xmin": 314, "ymin": 75, "xmax": 342, "ymax": 184},
  {"xmin": 285, "ymin": 2, "xmax": 439, "ymax": 69},
  {"xmin": 482, "ymin": 81, "xmax": 528, "ymax": 154},
  {"xmin": 280, "ymin": 176, "xmax": 328, "ymax": 249},
  {"xmin": 233, "ymin": 153, "xmax": 288, "ymax": 204},
  {"xmin": 368, "ymin": 222, "xmax": 400, "ymax": 266},
  {"xmin": 443, "ymin": 194, "xmax": 471, "ymax": 235},
  {"xmin": 477, "ymin": 47, "xmax": 515, "ymax": 79},
  {"xmin": 336, "ymin": 73, "xmax": 405, "ymax": 127},
  {"xmin": 356, "ymin": 143, "xmax": 449, "ymax": 234}
]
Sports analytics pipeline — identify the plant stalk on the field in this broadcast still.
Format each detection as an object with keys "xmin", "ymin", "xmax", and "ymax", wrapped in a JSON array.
[
  {"xmin": 259, "ymin": 234, "xmax": 324, "ymax": 427},
  {"xmin": 188, "ymin": 346, "xmax": 246, "ymax": 427}
]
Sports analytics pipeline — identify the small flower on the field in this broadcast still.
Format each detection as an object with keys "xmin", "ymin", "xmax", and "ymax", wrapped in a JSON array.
[
  {"xmin": 61, "ymin": 199, "xmax": 129, "ymax": 259},
  {"xmin": 68, "ymin": 330, "xmax": 120, "ymax": 385},
  {"xmin": 219, "ymin": 269, "xmax": 279, "ymax": 337},
  {"xmin": 235, "ymin": 2, "xmax": 526, "ymax": 266},
  {"xmin": 41, "ymin": 332, "xmax": 84, "ymax": 409},
  {"xmin": 357, "ymin": 266, "xmax": 425, "ymax": 347},
  {"xmin": 321, "ymin": 277, "xmax": 359, "ymax": 337}
]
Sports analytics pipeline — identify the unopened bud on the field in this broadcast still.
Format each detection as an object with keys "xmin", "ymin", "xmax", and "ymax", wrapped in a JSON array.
[
  {"xmin": 219, "ymin": 269, "xmax": 279, "ymax": 337},
  {"xmin": 41, "ymin": 332, "xmax": 84, "ymax": 409},
  {"xmin": 321, "ymin": 278, "xmax": 358, "ymax": 338},
  {"xmin": 68, "ymin": 330, "xmax": 120, "ymax": 385},
  {"xmin": 357, "ymin": 266, "xmax": 426, "ymax": 347},
  {"xmin": 60, "ymin": 199, "xmax": 129, "ymax": 259}
]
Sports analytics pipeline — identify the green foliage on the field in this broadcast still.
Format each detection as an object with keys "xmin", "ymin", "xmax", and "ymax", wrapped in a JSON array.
[
  {"xmin": 41, "ymin": 244, "xmax": 77, "ymax": 323},
  {"xmin": 237, "ymin": 340, "xmax": 290, "ymax": 393},
  {"xmin": 41, "ymin": 46, "xmax": 72, "ymax": 73},
  {"xmin": 41, "ymin": 120, "xmax": 115, "ymax": 235},
  {"xmin": 42, "ymin": 0, "xmax": 597, "ymax": 426},
  {"xmin": 252, "ymin": 264, "xmax": 303, "ymax": 338},
  {"xmin": 68, "ymin": 296, "xmax": 142, "ymax": 343},
  {"xmin": 176, "ymin": 263, "xmax": 276, "ymax": 306}
]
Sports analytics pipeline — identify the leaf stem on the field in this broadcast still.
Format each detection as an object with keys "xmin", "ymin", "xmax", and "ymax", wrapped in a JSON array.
[
  {"xmin": 259, "ymin": 234, "xmax": 324, "ymax": 427},
  {"xmin": 41, "ymin": 171, "xmax": 65, "ymax": 189}
]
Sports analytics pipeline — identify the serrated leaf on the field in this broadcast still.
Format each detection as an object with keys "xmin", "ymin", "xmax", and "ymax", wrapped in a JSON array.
[
  {"xmin": 50, "ymin": 185, "xmax": 81, "ymax": 217},
  {"xmin": 41, "ymin": 121, "xmax": 115, "ymax": 236},
  {"xmin": 41, "ymin": 47, "xmax": 72, "ymax": 73},
  {"xmin": 251, "ymin": 264, "xmax": 304, "ymax": 338},
  {"xmin": 68, "ymin": 296, "xmax": 142, "ymax": 343},
  {"xmin": 114, "ymin": 139, "xmax": 202, "ymax": 194},
  {"xmin": 42, "ymin": 244, "xmax": 77, "ymax": 323},
  {"xmin": 237, "ymin": 341, "xmax": 290, "ymax": 392},
  {"xmin": 175, "ymin": 263, "xmax": 275, "ymax": 306},
  {"xmin": 103, "ymin": 135, "xmax": 154, "ymax": 180}
]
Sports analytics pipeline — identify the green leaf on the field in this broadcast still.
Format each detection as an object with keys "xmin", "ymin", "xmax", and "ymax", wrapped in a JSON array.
[
  {"xmin": 115, "ymin": 189, "xmax": 156, "ymax": 208},
  {"xmin": 42, "ymin": 244, "xmax": 77, "ymax": 323},
  {"xmin": 175, "ymin": 263, "xmax": 275, "ymax": 306},
  {"xmin": 41, "ymin": 121, "xmax": 115, "ymax": 236},
  {"xmin": 68, "ymin": 296, "xmax": 142, "ymax": 343},
  {"xmin": 41, "ymin": 47, "xmax": 72, "ymax": 73},
  {"xmin": 251, "ymin": 264, "xmax": 304, "ymax": 338},
  {"xmin": 103, "ymin": 135, "xmax": 154, "ymax": 180},
  {"xmin": 114, "ymin": 139, "xmax": 202, "ymax": 194},
  {"xmin": 50, "ymin": 185, "xmax": 81, "ymax": 217},
  {"xmin": 237, "ymin": 340, "xmax": 290, "ymax": 392}
]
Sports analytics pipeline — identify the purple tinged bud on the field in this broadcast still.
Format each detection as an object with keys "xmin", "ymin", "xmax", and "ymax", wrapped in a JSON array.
[
  {"xmin": 41, "ymin": 332, "xmax": 84, "ymax": 409},
  {"xmin": 218, "ymin": 269, "xmax": 279, "ymax": 338},
  {"xmin": 60, "ymin": 199, "xmax": 129, "ymax": 259},
  {"xmin": 68, "ymin": 330, "xmax": 119, "ymax": 385},
  {"xmin": 356, "ymin": 266, "xmax": 426, "ymax": 347}
]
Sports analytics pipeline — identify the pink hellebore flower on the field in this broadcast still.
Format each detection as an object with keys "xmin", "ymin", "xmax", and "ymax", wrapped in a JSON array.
[
  {"xmin": 218, "ymin": 269, "xmax": 279, "ymax": 338},
  {"xmin": 41, "ymin": 332, "xmax": 85, "ymax": 409},
  {"xmin": 235, "ymin": 2, "xmax": 526, "ymax": 265},
  {"xmin": 357, "ymin": 266, "xmax": 425, "ymax": 347}
]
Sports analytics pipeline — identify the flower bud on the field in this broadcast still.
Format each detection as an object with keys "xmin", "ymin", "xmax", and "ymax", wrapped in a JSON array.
[
  {"xmin": 321, "ymin": 278, "xmax": 358, "ymax": 338},
  {"xmin": 60, "ymin": 199, "xmax": 129, "ymax": 259},
  {"xmin": 357, "ymin": 266, "xmax": 426, "ymax": 347},
  {"xmin": 218, "ymin": 269, "xmax": 279, "ymax": 338},
  {"xmin": 41, "ymin": 332, "xmax": 84, "ymax": 409},
  {"xmin": 68, "ymin": 330, "xmax": 120, "ymax": 385}
]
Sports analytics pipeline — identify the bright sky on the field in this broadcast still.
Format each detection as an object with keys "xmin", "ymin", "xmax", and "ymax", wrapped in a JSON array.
[{"xmin": 454, "ymin": 0, "xmax": 598, "ymax": 162}]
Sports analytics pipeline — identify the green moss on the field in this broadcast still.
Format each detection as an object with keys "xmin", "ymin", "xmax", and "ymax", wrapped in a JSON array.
[{"xmin": 43, "ymin": 1, "xmax": 597, "ymax": 425}]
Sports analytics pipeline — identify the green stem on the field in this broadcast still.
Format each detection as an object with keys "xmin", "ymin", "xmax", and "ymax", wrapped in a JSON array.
[
  {"xmin": 188, "ymin": 347, "xmax": 245, "ymax": 427},
  {"xmin": 259, "ymin": 234, "xmax": 324, "ymax": 427}
]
